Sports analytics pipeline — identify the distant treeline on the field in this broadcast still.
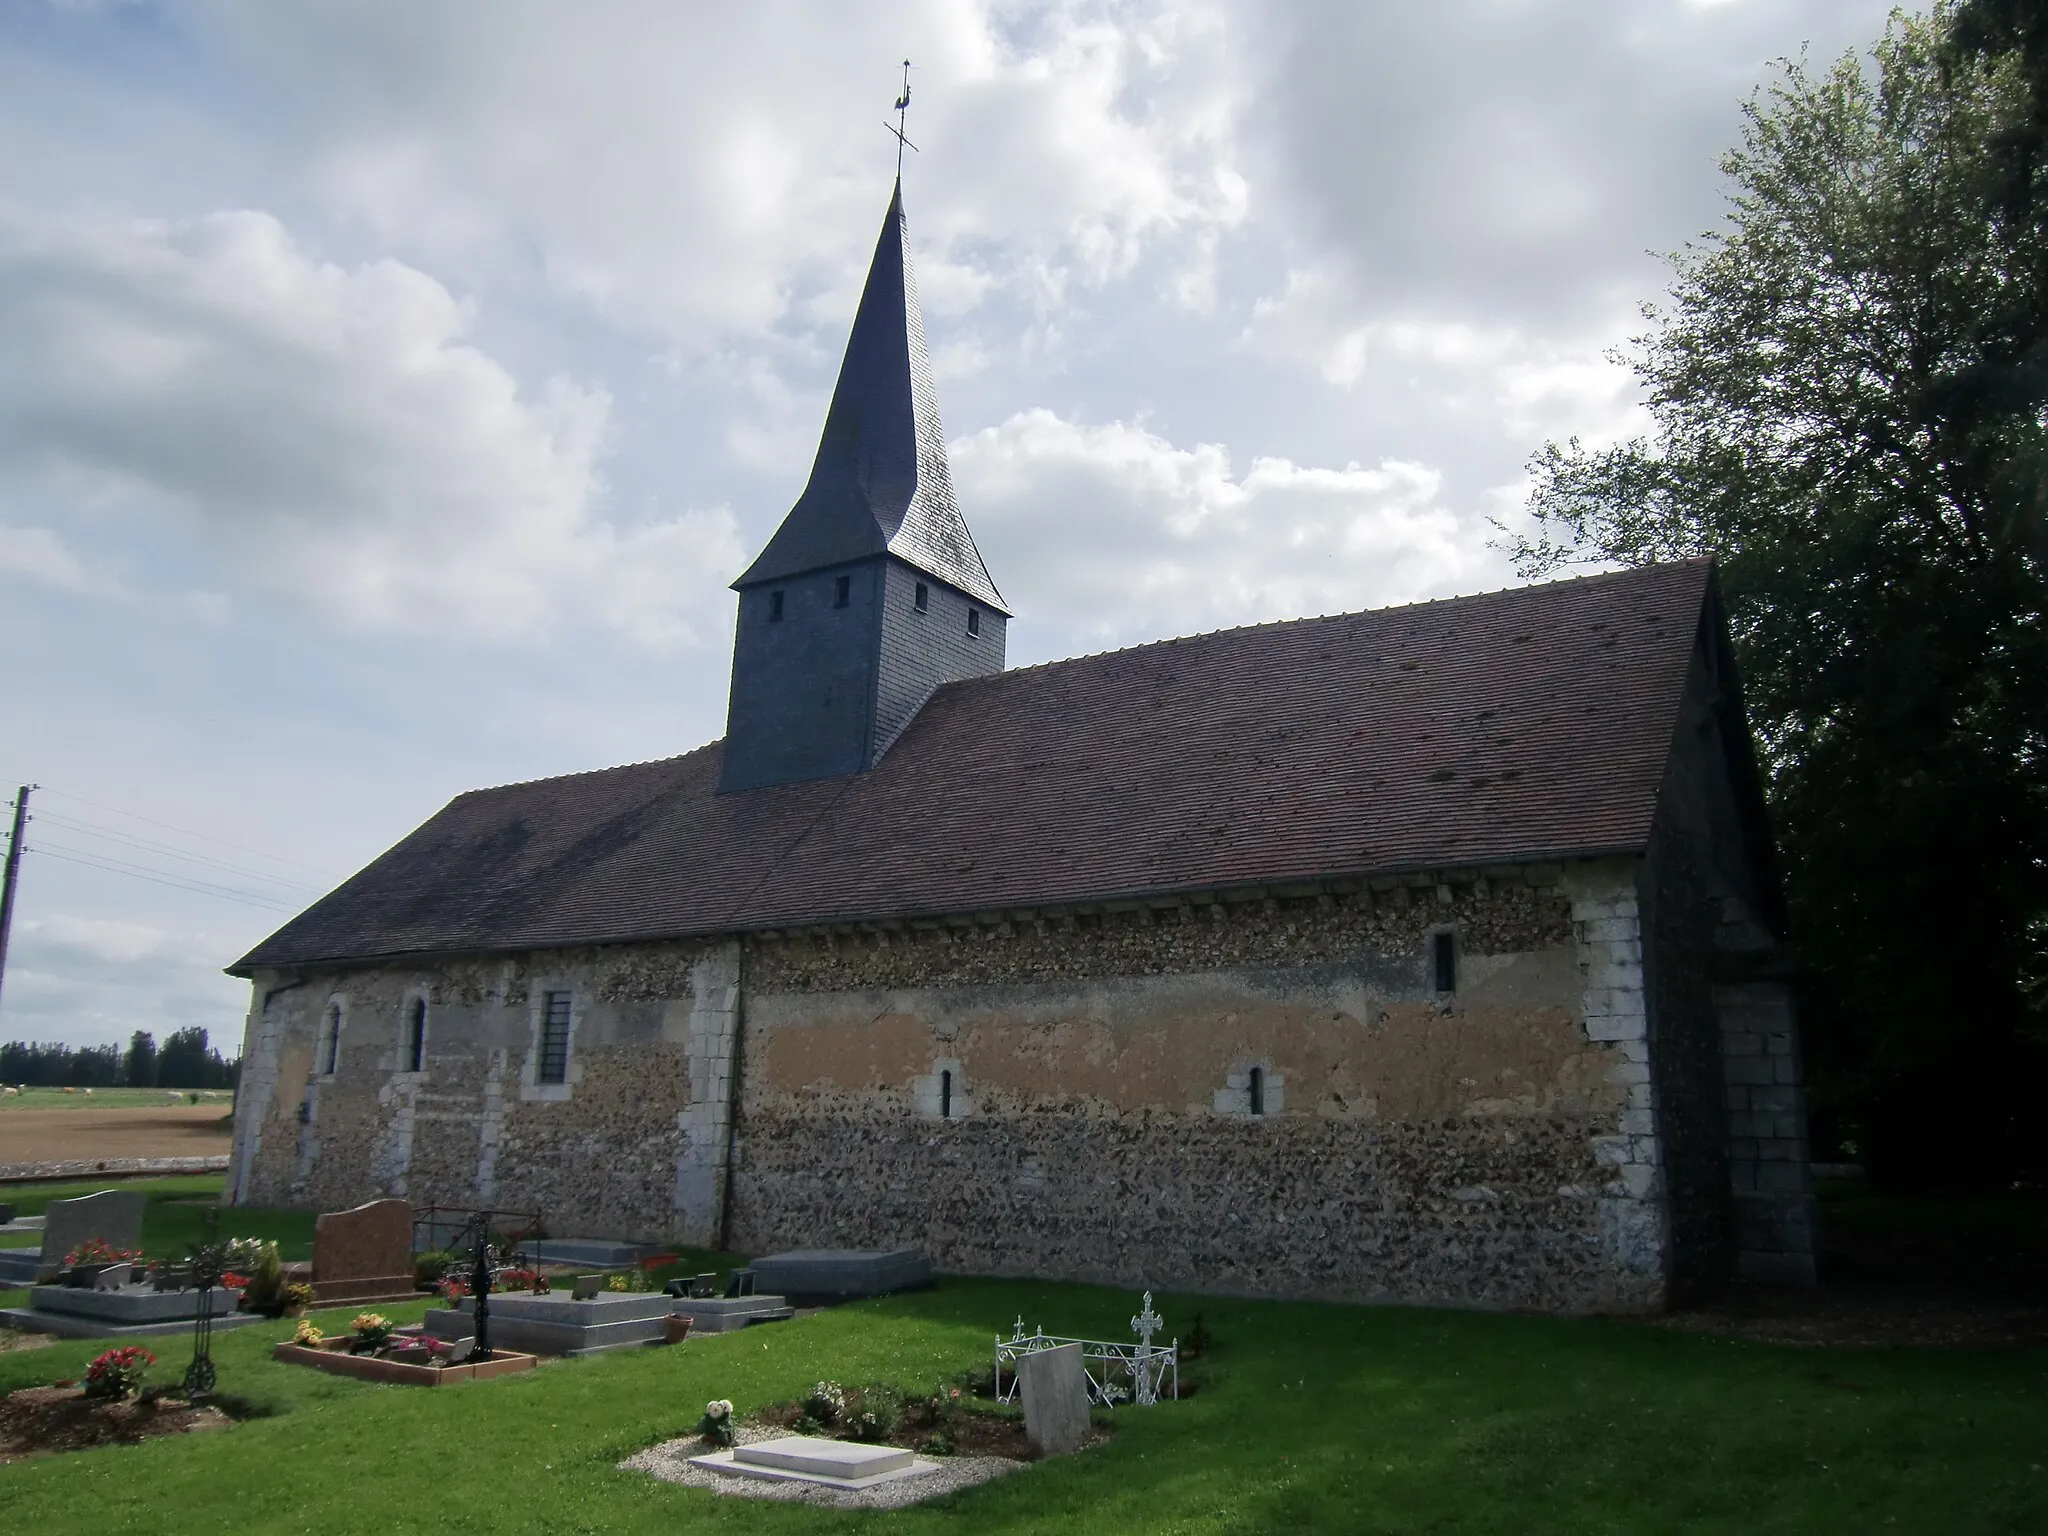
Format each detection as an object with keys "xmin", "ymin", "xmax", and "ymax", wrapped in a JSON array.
[{"xmin": 1, "ymin": 1027, "xmax": 239, "ymax": 1090}]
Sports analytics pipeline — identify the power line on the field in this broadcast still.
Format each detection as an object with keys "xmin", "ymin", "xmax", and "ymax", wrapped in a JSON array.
[
  {"xmin": 0, "ymin": 779, "xmax": 339, "ymax": 879},
  {"xmin": 27, "ymin": 843, "xmax": 302, "ymax": 914},
  {"xmin": 32, "ymin": 809, "xmax": 325, "ymax": 894}
]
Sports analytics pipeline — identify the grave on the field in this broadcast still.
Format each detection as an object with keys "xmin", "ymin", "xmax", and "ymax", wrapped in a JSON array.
[
  {"xmin": 1017, "ymin": 1342, "xmax": 1090, "ymax": 1457},
  {"xmin": 421, "ymin": 1290, "xmax": 682, "ymax": 1357},
  {"xmin": 23, "ymin": 1282, "xmax": 239, "ymax": 1330},
  {"xmin": 520, "ymin": 1236, "xmax": 668, "ymax": 1268},
  {"xmin": 688, "ymin": 1435, "xmax": 939, "ymax": 1491},
  {"xmin": 660, "ymin": 1291, "xmax": 795, "ymax": 1334},
  {"xmin": 0, "ymin": 1188, "xmax": 146, "ymax": 1286},
  {"xmin": 310, "ymin": 1198, "xmax": 416, "ymax": 1303},
  {"xmin": 746, "ymin": 1248, "xmax": 930, "ymax": 1304}
]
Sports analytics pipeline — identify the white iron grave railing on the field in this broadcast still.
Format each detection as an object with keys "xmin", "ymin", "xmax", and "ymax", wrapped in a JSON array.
[{"xmin": 994, "ymin": 1292, "xmax": 1177, "ymax": 1407}]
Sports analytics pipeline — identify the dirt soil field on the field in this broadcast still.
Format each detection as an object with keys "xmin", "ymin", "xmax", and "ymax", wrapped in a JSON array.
[{"xmin": 0, "ymin": 1108, "xmax": 233, "ymax": 1165}]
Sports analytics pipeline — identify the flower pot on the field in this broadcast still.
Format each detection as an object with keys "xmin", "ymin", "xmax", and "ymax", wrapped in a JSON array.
[{"xmin": 663, "ymin": 1314, "xmax": 693, "ymax": 1344}]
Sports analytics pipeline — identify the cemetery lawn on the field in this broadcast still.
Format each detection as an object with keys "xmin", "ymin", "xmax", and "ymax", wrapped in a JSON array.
[{"xmin": 1, "ymin": 1280, "xmax": 2043, "ymax": 1534}]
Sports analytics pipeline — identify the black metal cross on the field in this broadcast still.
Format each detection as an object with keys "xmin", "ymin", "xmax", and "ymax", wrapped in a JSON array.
[
  {"xmin": 469, "ymin": 1219, "xmax": 493, "ymax": 1363},
  {"xmin": 182, "ymin": 1208, "xmax": 223, "ymax": 1398}
]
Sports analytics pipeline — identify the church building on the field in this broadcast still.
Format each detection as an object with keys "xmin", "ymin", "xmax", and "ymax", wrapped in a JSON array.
[{"xmin": 225, "ymin": 180, "xmax": 1817, "ymax": 1312}]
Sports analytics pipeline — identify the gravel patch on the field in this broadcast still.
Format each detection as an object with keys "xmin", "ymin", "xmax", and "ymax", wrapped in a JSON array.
[{"xmin": 620, "ymin": 1424, "xmax": 1024, "ymax": 1511}]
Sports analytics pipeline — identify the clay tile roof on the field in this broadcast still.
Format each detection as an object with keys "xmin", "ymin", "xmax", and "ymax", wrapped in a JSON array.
[{"xmin": 229, "ymin": 560, "xmax": 1713, "ymax": 975}]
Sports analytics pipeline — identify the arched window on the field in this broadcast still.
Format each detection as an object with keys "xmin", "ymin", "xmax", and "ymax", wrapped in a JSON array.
[
  {"xmin": 405, "ymin": 998, "xmax": 427, "ymax": 1073},
  {"xmin": 322, "ymin": 1004, "xmax": 342, "ymax": 1076},
  {"xmin": 1248, "ymin": 1065, "xmax": 1265, "ymax": 1117}
]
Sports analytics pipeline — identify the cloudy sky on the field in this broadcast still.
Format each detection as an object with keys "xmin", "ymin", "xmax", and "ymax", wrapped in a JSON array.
[{"xmin": 0, "ymin": 0, "xmax": 1898, "ymax": 1056}]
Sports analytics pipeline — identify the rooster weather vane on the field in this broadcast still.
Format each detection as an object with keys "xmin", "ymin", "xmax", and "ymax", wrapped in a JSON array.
[{"xmin": 886, "ymin": 59, "xmax": 917, "ymax": 178}]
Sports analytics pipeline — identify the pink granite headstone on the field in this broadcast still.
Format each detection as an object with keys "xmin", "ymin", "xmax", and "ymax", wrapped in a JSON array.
[{"xmin": 311, "ymin": 1198, "xmax": 414, "ymax": 1302}]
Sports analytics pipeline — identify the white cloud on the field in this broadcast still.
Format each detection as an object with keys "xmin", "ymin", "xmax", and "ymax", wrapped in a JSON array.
[
  {"xmin": 0, "ymin": 206, "xmax": 744, "ymax": 647},
  {"xmin": 0, "ymin": 524, "xmax": 98, "ymax": 593},
  {"xmin": 31, "ymin": 915, "xmax": 171, "ymax": 965},
  {"xmin": 953, "ymin": 409, "xmax": 1513, "ymax": 652},
  {"xmin": 187, "ymin": 0, "xmax": 1247, "ymax": 352}
]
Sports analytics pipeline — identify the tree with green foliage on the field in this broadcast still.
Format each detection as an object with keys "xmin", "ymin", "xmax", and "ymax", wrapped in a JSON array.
[
  {"xmin": 1506, "ymin": 4, "xmax": 2048, "ymax": 1188},
  {"xmin": 122, "ymin": 1029, "xmax": 157, "ymax": 1088}
]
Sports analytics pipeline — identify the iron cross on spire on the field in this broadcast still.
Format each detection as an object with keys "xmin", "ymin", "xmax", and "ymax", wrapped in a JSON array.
[{"xmin": 886, "ymin": 58, "xmax": 918, "ymax": 178}]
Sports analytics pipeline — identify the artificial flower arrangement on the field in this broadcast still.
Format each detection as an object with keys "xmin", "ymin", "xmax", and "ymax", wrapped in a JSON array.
[
  {"xmin": 82, "ymin": 1345, "xmax": 156, "ymax": 1401},
  {"xmin": 496, "ymin": 1267, "xmax": 542, "ymax": 1293},
  {"xmin": 292, "ymin": 1319, "xmax": 326, "ymax": 1347},
  {"xmin": 439, "ymin": 1276, "xmax": 470, "ymax": 1303},
  {"xmin": 65, "ymin": 1238, "xmax": 142, "ymax": 1268},
  {"xmin": 281, "ymin": 1281, "xmax": 315, "ymax": 1312},
  {"xmin": 348, "ymin": 1312, "xmax": 394, "ymax": 1353},
  {"xmin": 219, "ymin": 1271, "xmax": 251, "ymax": 1291},
  {"xmin": 696, "ymin": 1397, "xmax": 736, "ymax": 1447}
]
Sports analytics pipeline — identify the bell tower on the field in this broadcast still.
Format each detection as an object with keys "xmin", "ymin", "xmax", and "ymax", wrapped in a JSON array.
[{"xmin": 718, "ymin": 180, "xmax": 1009, "ymax": 794}]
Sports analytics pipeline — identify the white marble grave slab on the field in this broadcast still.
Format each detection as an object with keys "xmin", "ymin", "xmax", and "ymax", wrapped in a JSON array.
[{"xmin": 689, "ymin": 1435, "xmax": 935, "ymax": 1490}]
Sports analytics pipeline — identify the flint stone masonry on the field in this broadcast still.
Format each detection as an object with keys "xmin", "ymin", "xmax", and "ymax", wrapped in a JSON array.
[{"xmin": 229, "ymin": 855, "xmax": 1817, "ymax": 1312}]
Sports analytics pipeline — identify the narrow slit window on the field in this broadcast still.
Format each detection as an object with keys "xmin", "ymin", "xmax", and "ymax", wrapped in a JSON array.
[
  {"xmin": 322, "ymin": 1005, "xmax": 342, "ymax": 1075},
  {"xmin": 1433, "ymin": 932, "xmax": 1457, "ymax": 993},
  {"xmin": 1248, "ymin": 1065, "xmax": 1265, "ymax": 1116},
  {"xmin": 405, "ymin": 998, "xmax": 427, "ymax": 1073},
  {"xmin": 940, "ymin": 1068, "xmax": 953, "ymax": 1119},
  {"xmin": 834, "ymin": 574, "xmax": 851, "ymax": 608},
  {"xmin": 769, "ymin": 590, "xmax": 785, "ymax": 622},
  {"xmin": 914, "ymin": 581, "xmax": 929, "ymax": 613},
  {"xmin": 538, "ymin": 991, "xmax": 573, "ymax": 1085},
  {"xmin": 966, "ymin": 607, "xmax": 981, "ymax": 637}
]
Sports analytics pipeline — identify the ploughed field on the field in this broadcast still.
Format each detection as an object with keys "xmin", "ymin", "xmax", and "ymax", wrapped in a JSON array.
[
  {"xmin": 0, "ymin": 1107, "xmax": 233, "ymax": 1169},
  {"xmin": 0, "ymin": 1180, "xmax": 2043, "ymax": 1533}
]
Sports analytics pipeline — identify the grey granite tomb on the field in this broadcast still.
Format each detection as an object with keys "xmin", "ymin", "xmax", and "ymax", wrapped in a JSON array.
[
  {"xmin": 0, "ymin": 1188, "xmax": 146, "ymax": 1286},
  {"xmin": 422, "ymin": 1290, "xmax": 681, "ymax": 1357},
  {"xmin": 1018, "ymin": 1342, "xmax": 1091, "ymax": 1457},
  {"xmin": 746, "ymin": 1248, "xmax": 930, "ymax": 1303},
  {"xmin": 660, "ymin": 1291, "xmax": 795, "ymax": 1333}
]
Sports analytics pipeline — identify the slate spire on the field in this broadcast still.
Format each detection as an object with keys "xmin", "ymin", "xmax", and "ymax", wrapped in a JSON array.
[{"xmin": 734, "ymin": 180, "xmax": 1007, "ymax": 611}]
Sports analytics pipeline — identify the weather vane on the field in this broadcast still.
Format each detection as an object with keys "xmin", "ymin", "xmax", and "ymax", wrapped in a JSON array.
[{"xmin": 886, "ymin": 58, "xmax": 918, "ymax": 178}]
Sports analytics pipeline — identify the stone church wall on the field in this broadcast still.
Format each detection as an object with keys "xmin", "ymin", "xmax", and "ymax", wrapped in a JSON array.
[
  {"xmin": 731, "ymin": 869, "xmax": 1669, "ymax": 1313},
  {"xmin": 228, "ymin": 862, "xmax": 1699, "ymax": 1312},
  {"xmin": 229, "ymin": 940, "xmax": 739, "ymax": 1244}
]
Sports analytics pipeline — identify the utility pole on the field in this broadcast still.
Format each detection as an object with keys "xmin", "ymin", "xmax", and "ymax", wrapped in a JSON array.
[{"xmin": 0, "ymin": 785, "xmax": 32, "ymax": 1020}]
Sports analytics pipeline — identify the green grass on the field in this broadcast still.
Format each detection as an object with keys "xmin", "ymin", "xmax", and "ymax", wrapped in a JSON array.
[
  {"xmin": 0, "ymin": 1087, "xmax": 233, "ymax": 1111},
  {"xmin": 0, "ymin": 1176, "xmax": 315, "ymax": 1263},
  {"xmin": 0, "ymin": 1278, "xmax": 2042, "ymax": 1534}
]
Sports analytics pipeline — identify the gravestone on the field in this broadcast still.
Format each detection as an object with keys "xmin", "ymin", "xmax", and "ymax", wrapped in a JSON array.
[
  {"xmin": 310, "ymin": 1198, "xmax": 415, "ymax": 1303},
  {"xmin": 1017, "ymin": 1342, "xmax": 1090, "ymax": 1457},
  {"xmin": 36, "ymin": 1189, "xmax": 146, "ymax": 1281}
]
